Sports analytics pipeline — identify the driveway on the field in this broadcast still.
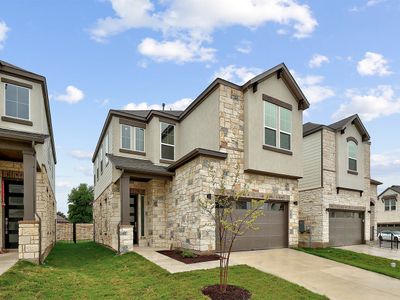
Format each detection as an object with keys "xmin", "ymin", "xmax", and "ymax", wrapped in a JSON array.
[
  {"xmin": 338, "ymin": 244, "xmax": 400, "ymax": 261},
  {"xmin": 0, "ymin": 252, "xmax": 18, "ymax": 276},
  {"xmin": 231, "ymin": 249, "xmax": 400, "ymax": 300}
]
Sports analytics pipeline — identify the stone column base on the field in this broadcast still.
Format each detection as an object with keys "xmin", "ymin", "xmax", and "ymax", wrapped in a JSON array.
[
  {"xmin": 18, "ymin": 220, "xmax": 40, "ymax": 264},
  {"xmin": 119, "ymin": 225, "xmax": 134, "ymax": 254}
]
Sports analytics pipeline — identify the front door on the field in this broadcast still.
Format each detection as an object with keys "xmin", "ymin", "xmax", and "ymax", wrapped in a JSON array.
[
  {"xmin": 129, "ymin": 194, "xmax": 138, "ymax": 245},
  {"xmin": 4, "ymin": 180, "xmax": 24, "ymax": 249}
]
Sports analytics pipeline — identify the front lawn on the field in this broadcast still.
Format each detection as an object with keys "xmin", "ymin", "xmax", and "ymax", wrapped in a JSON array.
[
  {"xmin": 0, "ymin": 242, "xmax": 327, "ymax": 299},
  {"xmin": 299, "ymin": 247, "xmax": 400, "ymax": 279}
]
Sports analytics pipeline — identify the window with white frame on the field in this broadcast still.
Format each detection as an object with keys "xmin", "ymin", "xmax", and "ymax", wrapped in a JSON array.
[
  {"xmin": 104, "ymin": 133, "xmax": 109, "ymax": 164},
  {"xmin": 100, "ymin": 147, "xmax": 103, "ymax": 174},
  {"xmin": 348, "ymin": 141, "xmax": 357, "ymax": 171},
  {"xmin": 5, "ymin": 83, "xmax": 30, "ymax": 120},
  {"xmin": 120, "ymin": 124, "xmax": 145, "ymax": 152},
  {"xmin": 96, "ymin": 157, "xmax": 99, "ymax": 182},
  {"xmin": 160, "ymin": 122, "xmax": 175, "ymax": 160},
  {"xmin": 264, "ymin": 101, "xmax": 292, "ymax": 150},
  {"xmin": 384, "ymin": 199, "xmax": 396, "ymax": 211}
]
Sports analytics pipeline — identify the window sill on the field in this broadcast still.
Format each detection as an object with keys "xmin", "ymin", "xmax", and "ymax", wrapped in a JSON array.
[
  {"xmin": 2, "ymin": 116, "xmax": 33, "ymax": 126},
  {"xmin": 262, "ymin": 145, "xmax": 293, "ymax": 156},
  {"xmin": 120, "ymin": 148, "xmax": 146, "ymax": 156},
  {"xmin": 347, "ymin": 170, "xmax": 358, "ymax": 175},
  {"xmin": 159, "ymin": 158, "xmax": 175, "ymax": 164}
]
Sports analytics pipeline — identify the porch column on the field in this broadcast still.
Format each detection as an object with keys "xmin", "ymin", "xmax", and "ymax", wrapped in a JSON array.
[
  {"xmin": 23, "ymin": 149, "xmax": 36, "ymax": 220},
  {"xmin": 120, "ymin": 174, "xmax": 130, "ymax": 225}
]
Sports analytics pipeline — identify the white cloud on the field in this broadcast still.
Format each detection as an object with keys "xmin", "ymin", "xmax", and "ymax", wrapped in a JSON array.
[
  {"xmin": 213, "ymin": 65, "xmax": 261, "ymax": 85},
  {"xmin": 357, "ymin": 52, "xmax": 392, "ymax": 77},
  {"xmin": 291, "ymin": 71, "xmax": 335, "ymax": 105},
  {"xmin": 123, "ymin": 98, "xmax": 193, "ymax": 111},
  {"xmin": 309, "ymin": 54, "xmax": 329, "ymax": 68},
  {"xmin": 56, "ymin": 180, "xmax": 73, "ymax": 189},
  {"xmin": 371, "ymin": 149, "xmax": 400, "ymax": 189},
  {"xmin": 90, "ymin": 0, "xmax": 317, "ymax": 62},
  {"xmin": 236, "ymin": 40, "xmax": 252, "ymax": 54},
  {"xmin": 332, "ymin": 85, "xmax": 400, "ymax": 122},
  {"xmin": 367, "ymin": 0, "xmax": 387, "ymax": 6},
  {"xmin": 0, "ymin": 20, "xmax": 10, "ymax": 49},
  {"xmin": 55, "ymin": 85, "xmax": 85, "ymax": 104},
  {"xmin": 70, "ymin": 150, "xmax": 93, "ymax": 160},
  {"xmin": 138, "ymin": 38, "xmax": 216, "ymax": 63},
  {"xmin": 75, "ymin": 166, "xmax": 93, "ymax": 177},
  {"xmin": 96, "ymin": 99, "xmax": 110, "ymax": 107}
]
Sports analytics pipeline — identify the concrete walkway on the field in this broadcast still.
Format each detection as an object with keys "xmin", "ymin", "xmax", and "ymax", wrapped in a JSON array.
[
  {"xmin": 338, "ymin": 244, "xmax": 400, "ymax": 261},
  {"xmin": 230, "ymin": 249, "xmax": 400, "ymax": 300},
  {"xmin": 132, "ymin": 247, "xmax": 238, "ymax": 273},
  {"xmin": 0, "ymin": 252, "xmax": 18, "ymax": 276}
]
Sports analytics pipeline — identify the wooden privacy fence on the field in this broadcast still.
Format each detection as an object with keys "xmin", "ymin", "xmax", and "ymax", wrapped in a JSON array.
[{"xmin": 56, "ymin": 223, "xmax": 94, "ymax": 241}]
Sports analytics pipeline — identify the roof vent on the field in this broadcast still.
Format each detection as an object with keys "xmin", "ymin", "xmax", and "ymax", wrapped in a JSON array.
[{"xmin": 162, "ymin": 103, "xmax": 165, "ymax": 111}]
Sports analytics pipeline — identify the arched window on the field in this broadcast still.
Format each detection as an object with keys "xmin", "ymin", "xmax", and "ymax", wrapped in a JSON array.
[{"xmin": 348, "ymin": 140, "xmax": 357, "ymax": 171}]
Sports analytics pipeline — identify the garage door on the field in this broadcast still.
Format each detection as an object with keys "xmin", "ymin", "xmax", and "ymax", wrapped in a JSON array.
[
  {"xmin": 377, "ymin": 224, "xmax": 400, "ymax": 234},
  {"xmin": 329, "ymin": 210, "xmax": 364, "ymax": 246},
  {"xmin": 216, "ymin": 201, "xmax": 288, "ymax": 252}
]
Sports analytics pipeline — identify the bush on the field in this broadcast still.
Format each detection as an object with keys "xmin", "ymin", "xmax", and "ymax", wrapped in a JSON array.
[{"xmin": 181, "ymin": 249, "xmax": 197, "ymax": 258}]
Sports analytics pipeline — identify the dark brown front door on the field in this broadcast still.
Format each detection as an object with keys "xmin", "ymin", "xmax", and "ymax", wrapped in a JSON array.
[
  {"xmin": 216, "ymin": 201, "xmax": 289, "ymax": 251},
  {"xmin": 129, "ymin": 194, "xmax": 138, "ymax": 245},
  {"xmin": 4, "ymin": 180, "xmax": 24, "ymax": 249}
]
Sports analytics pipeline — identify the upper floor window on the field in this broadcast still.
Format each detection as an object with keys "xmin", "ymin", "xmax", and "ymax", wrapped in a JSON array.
[
  {"xmin": 264, "ymin": 101, "xmax": 292, "ymax": 151},
  {"xmin": 100, "ymin": 147, "xmax": 103, "ymax": 174},
  {"xmin": 120, "ymin": 124, "xmax": 145, "ymax": 152},
  {"xmin": 348, "ymin": 141, "xmax": 357, "ymax": 171},
  {"xmin": 384, "ymin": 199, "xmax": 396, "ymax": 211},
  {"xmin": 104, "ymin": 133, "xmax": 109, "ymax": 165},
  {"xmin": 5, "ymin": 83, "xmax": 30, "ymax": 120},
  {"xmin": 160, "ymin": 122, "xmax": 175, "ymax": 160}
]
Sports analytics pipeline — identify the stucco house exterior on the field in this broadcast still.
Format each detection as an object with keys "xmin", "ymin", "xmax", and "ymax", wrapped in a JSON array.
[
  {"xmin": 92, "ymin": 63, "xmax": 310, "ymax": 253},
  {"xmin": 0, "ymin": 60, "xmax": 57, "ymax": 263},
  {"xmin": 375, "ymin": 185, "xmax": 400, "ymax": 233},
  {"xmin": 299, "ymin": 115, "xmax": 380, "ymax": 247}
]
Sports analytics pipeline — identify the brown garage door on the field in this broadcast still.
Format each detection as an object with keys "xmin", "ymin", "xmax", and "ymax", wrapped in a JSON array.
[
  {"xmin": 329, "ymin": 210, "xmax": 364, "ymax": 246},
  {"xmin": 216, "ymin": 201, "xmax": 288, "ymax": 252}
]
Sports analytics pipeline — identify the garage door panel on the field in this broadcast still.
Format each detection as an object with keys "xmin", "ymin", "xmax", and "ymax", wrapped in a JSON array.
[
  {"xmin": 329, "ymin": 210, "xmax": 364, "ymax": 247},
  {"xmin": 216, "ymin": 202, "xmax": 288, "ymax": 252}
]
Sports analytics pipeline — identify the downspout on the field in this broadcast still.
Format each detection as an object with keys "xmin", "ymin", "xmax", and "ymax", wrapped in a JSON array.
[
  {"xmin": 117, "ymin": 222, "xmax": 121, "ymax": 254},
  {"xmin": 35, "ymin": 213, "xmax": 42, "ymax": 264}
]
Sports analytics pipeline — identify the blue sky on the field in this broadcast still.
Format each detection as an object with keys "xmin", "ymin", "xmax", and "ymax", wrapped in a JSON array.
[{"xmin": 1, "ymin": 0, "xmax": 399, "ymax": 213}]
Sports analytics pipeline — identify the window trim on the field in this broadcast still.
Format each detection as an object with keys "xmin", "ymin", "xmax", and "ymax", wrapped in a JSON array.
[
  {"xmin": 263, "ymin": 101, "xmax": 292, "ymax": 153},
  {"xmin": 104, "ymin": 133, "xmax": 109, "ymax": 165},
  {"xmin": 120, "ymin": 124, "xmax": 145, "ymax": 154},
  {"xmin": 347, "ymin": 140, "xmax": 358, "ymax": 172},
  {"xmin": 384, "ymin": 199, "xmax": 396, "ymax": 211},
  {"xmin": 120, "ymin": 124, "xmax": 132, "ymax": 150},
  {"xmin": 134, "ymin": 127, "xmax": 145, "ymax": 153},
  {"xmin": 4, "ymin": 82, "xmax": 31, "ymax": 122},
  {"xmin": 160, "ymin": 122, "xmax": 175, "ymax": 161},
  {"xmin": 100, "ymin": 147, "xmax": 103, "ymax": 175}
]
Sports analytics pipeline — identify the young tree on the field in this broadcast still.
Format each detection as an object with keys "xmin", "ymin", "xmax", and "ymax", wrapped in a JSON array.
[
  {"xmin": 67, "ymin": 183, "xmax": 94, "ymax": 223},
  {"xmin": 199, "ymin": 165, "xmax": 266, "ymax": 293}
]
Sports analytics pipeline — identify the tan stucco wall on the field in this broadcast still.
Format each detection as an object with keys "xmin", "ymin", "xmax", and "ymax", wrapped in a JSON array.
[
  {"xmin": 244, "ymin": 75, "xmax": 303, "ymax": 178},
  {"xmin": 376, "ymin": 188, "xmax": 400, "ymax": 224}
]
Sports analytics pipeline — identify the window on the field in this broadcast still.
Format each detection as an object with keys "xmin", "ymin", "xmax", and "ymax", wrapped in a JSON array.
[
  {"xmin": 160, "ymin": 122, "xmax": 175, "ymax": 160},
  {"xmin": 96, "ymin": 158, "xmax": 99, "ymax": 182},
  {"xmin": 264, "ymin": 102, "xmax": 292, "ymax": 150},
  {"xmin": 348, "ymin": 141, "xmax": 357, "ymax": 171},
  {"xmin": 100, "ymin": 147, "xmax": 103, "ymax": 174},
  {"xmin": 384, "ymin": 199, "xmax": 396, "ymax": 211},
  {"xmin": 5, "ymin": 83, "xmax": 30, "ymax": 120},
  {"xmin": 140, "ymin": 195, "xmax": 145, "ymax": 237},
  {"xmin": 121, "ymin": 125, "xmax": 131, "ymax": 149},
  {"xmin": 135, "ymin": 128, "xmax": 145, "ymax": 152},
  {"xmin": 104, "ymin": 133, "xmax": 109, "ymax": 164}
]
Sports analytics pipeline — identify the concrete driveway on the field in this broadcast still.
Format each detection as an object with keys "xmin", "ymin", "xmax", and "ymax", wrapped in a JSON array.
[
  {"xmin": 0, "ymin": 252, "xmax": 18, "ymax": 276},
  {"xmin": 338, "ymin": 244, "xmax": 400, "ymax": 261},
  {"xmin": 231, "ymin": 249, "xmax": 400, "ymax": 300}
]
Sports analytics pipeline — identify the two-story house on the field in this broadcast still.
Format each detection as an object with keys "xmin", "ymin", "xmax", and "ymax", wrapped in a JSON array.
[
  {"xmin": 299, "ymin": 115, "xmax": 380, "ymax": 247},
  {"xmin": 92, "ymin": 63, "xmax": 310, "ymax": 253},
  {"xmin": 375, "ymin": 185, "xmax": 400, "ymax": 234},
  {"xmin": 0, "ymin": 60, "xmax": 57, "ymax": 263}
]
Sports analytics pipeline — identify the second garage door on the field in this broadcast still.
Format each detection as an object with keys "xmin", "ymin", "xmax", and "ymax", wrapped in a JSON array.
[
  {"xmin": 216, "ymin": 201, "xmax": 288, "ymax": 252},
  {"xmin": 329, "ymin": 210, "xmax": 364, "ymax": 246}
]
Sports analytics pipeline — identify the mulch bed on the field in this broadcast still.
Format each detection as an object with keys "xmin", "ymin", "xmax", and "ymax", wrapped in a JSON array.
[
  {"xmin": 202, "ymin": 284, "xmax": 251, "ymax": 300},
  {"xmin": 157, "ymin": 250, "xmax": 220, "ymax": 264}
]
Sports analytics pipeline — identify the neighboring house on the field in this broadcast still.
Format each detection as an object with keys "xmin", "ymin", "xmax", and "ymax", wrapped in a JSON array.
[
  {"xmin": 92, "ymin": 63, "xmax": 310, "ymax": 253},
  {"xmin": 0, "ymin": 60, "xmax": 57, "ymax": 263},
  {"xmin": 375, "ymin": 185, "xmax": 400, "ymax": 233},
  {"xmin": 299, "ymin": 115, "xmax": 379, "ymax": 247},
  {"xmin": 56, "ymin": 215, "xmax": 69, "ymax": 224}
]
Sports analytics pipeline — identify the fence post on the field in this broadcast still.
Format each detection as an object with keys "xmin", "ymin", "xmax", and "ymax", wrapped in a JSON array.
[{"xmin": 73, "ymin": 222, "xmax": 76, "ymax": 244}]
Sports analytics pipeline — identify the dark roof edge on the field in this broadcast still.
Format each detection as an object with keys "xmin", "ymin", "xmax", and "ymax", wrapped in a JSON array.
[
  {"xmin": 0, "ymin": 63, "xmax": 57, "ymax": 163},
  {"xmin": 370, "ymin": 179, "xmax": 383, "ymax": 186},
  {"xmin": 167, "ymin": 148, "xmax": 228, "ymax": 171},
  {"xmin": 0, "ymin": 128, "xmax": 48, "ymax": 144},
  {"xmin": 303, "ymin": 125, "xmax": 334, "ymax": 137}
]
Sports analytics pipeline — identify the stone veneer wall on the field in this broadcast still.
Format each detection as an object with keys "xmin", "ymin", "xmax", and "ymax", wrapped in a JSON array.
[
  {"xmin": 56, "ymin": 223, "xmax": 93, "ymax": 241},
  {"xmin": 299, "ymin": 129, "xmax": 371, "ymax": 247}
]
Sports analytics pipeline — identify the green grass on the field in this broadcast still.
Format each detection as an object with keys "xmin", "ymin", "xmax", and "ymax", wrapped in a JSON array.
[
  {"xmin": 0, "ymin": 242, "xmax": 327, "ymax": 300},
  {"xmin": 298, "ymin": 247, "xmax": 400, "ymax": 279}
]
